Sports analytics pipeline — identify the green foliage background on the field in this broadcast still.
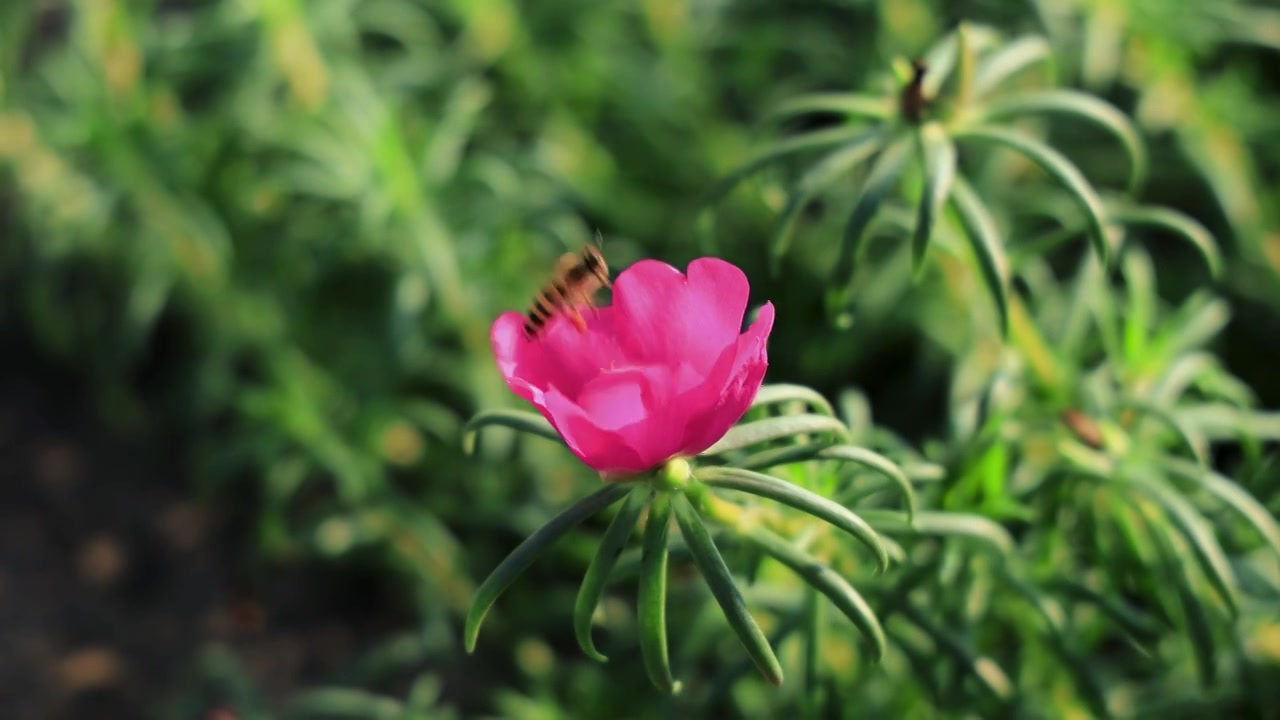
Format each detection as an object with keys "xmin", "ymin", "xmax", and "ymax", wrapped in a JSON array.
[{"xmin": 2, "ymin": 0, "xmax": 1280, "ymax": 718}]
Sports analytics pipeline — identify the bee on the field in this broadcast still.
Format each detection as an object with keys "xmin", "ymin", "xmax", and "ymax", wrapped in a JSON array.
[{"xmin": 523, "ymin": 235, "xmax": 612, "ymax": 338}]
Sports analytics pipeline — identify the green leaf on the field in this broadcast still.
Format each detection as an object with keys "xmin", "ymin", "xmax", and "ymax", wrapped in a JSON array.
[
  {"xmin": 1125, "ymin": 476, "xmax": 1240, "ymax": 615},
  {"xmin": 705, "ymin": 126, "xmax": 870, "ymax": 203},
  {"xmin": 1122, "ymin": 248, "xmax": 1156, "ymax": 362},
  {"xmin": 462, "ymin": 409, "xmax": 562, "ymax": 453},
  {"xmin": 671, "ymin": 492, "xmax": 784, "ymax": 685},
  {"xmin": 1149, "ymin": 292, "xmax": 1231, "ymax": 363},
  {"xmin": 750, "ymin": 383, "xmax": 837, "ymax": 416},
  {"xmin": 898, "ymin": 603, "xmax": 1014, "ymax": 702},
  {"xmin": 574, "ymin": 487, "xmax": 650, "ymax": 662},
  {"xmin": 954, "ymin": 125, "xmax": 1113, "ymax": 265},
  {"xmin": 286, "ymin": 688, "xmax": 404, "ymax": 719},
  {"xmin": 1118, "ymin": 400, "xmax": 1209, "ymax": 465},
  {"xmin": 697, "ymin": 467, "xmax": 889, "ymax": 571},
  {"xmin": 949, "ymin": 176, "xmax": 1011, "ymax": 336},
  {"xmin": 737, "ymin": 444, "xmax": 917, "ymax": 521},
  {"xmin": 1175, "ymin": 405, "xmax": 1280, "ymax": 442},
  {"xmin": 464, "ymin": 483, "xmax": 632, "ymax": 653},
  {"xmin": 1162, "ymin": 458, "xmax": 1280, "ymax": 562},
  {"xmin": 1140, "ymin": 502, "xmax": 1221, "ymax": 685},
  {"xmin": 920, "ymin": 24, "xmax": 1002, "ymax": 99},
  {"xmin": 840, "ymin": 135, "xmax": 913, "ymax": 276},
  {"xmin": 701, "ymin": 414, "xmax": 852, "ymax": 455},
  {"xmin": 953, "ymin": 23, "xmax": 978, "ymax": 110},
  {"xmin": 978, "ymin": 90, "xmax": 1147, "ymax": 191},
  {"xmin": 638, "ymin": 492, "xmax": 678, "ymax": 693},
  {"xmin": 1052, "ymin": 580, "xmax": 1164, "ymax": 642},
  {"xmin": 1108, "ymin": 205, "xmax": 1222, "ymax": 277},
  {"xmin": 765, "ymin": 93, "xmax": 895, "ymax": 123},
  {"xmin": 912, "ymin": 123, "xmax": 957, "ymax": 274},
  {"xmin": 860, "ymin": 510, "xmax": 1015, "ymax": 554},
  {"xmin": 974, "ymin": 35, "xmax": 1053, "ymax": 96},
  {"xmin": 770, "ymin": 131, "xmax": 885, "ymax": 270},
  {"xmin": 1151, "ymin": 352, "xmax": 1222, "ymax": 406},
  {"xmin": 743, "ymin": 527, "xmax": 887, "ymax": 660}
]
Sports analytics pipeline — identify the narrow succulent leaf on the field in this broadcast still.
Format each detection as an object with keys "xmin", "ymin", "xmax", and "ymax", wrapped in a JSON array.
[
  {"xmin": 842, "ymin": 135, "xmax": 912, "ymax": 269},
  {"xmin": 974, "ymin": 35, "xmax": 1053, "ymax": 96},
  {"xmin": 744, "ymin": 527, "xmax": 887, "ymax": 659},
  {"xmin": 954, "ymin": 126, "xmax": 1113, "ymax": 265},
  {"xmin": 1175, "ymin": 405, "xmax": 1280, "ymax": 442},
  {"xmin": 898, "ymin": 603, "xmax": 1014, "ymax": 701},
  {"xmin": 770, "ymin": 131, "xmax": 885, "ymax": 269},
  {"xmin": 920, "ymin": 25, "xmax": 1001, "ymax": 99},
  {"xmin": 705, "ymin": 127, "xmax": 869, "ymax": 203},
  {"xmin": 462, "ymin": 409, "xmax": 562, "ymax": 453},
  {"xmin": 286, "ymin": 688, "xmax": 404, "ymax": 719},
  {"xmin": 1149, "ymin": 292, "xmax": 1231, "ymax": 363},
  {"xmin": 765, "ymin": 93, "xmax": 895, "ymax": 123},
  {"xmin": 638, "ymin": 492, "xmax": 678, "ymax": 693},
  {"xmin": 735, "ymin": 444, "xmax": 916, "ymax": 521},
  {"xmin": 860, "ymin": 509, "xmax": 1015, "ymax": 554},
  {"xmin": 701, "ymin": 414, "xmax": 852, "ymax": 455},
  {"xmin": 1162, "ymin": 458, "xmax": 1280, "ymax": 561},
  {"xmin": 1177, "ymin": 576, "xmax": 1219, "ymax": 686},
  {"xmin": 953, "ymin": 23, "xmax": 978, "ymax": 110},
  {"xmin": 1118, "ymin": 400, "xmax": 1209, "ymax": 465},
  {"xmin": 912, "ymin": 123, "xmax": 957, "ymax": 274},
  {"xmin": 802, "ymin": 587, "xmax": 823, "ymax": 714},
  {"xmin": 1142, "ymin": 504, "xmax": 1221, "ymax": 685},
  {"xmin": 574, "ymin": 487, "xmax": 651, "ymax": 662},
  {"xmin": 734, "ymin": 442, "xmax": 839, "ymax": 471},
  {"xmin": 1108, "ymin": 205, "xmax": 1222, "ymax": 277},
  {"xmin": 750, "ymin": 384, "xmax": 837, "ymax": 416},
  {"xmin": 978, "ymin": 90, "xmax": 1147, "ymax": 191},
  {"xmin": 949, "ymin": 176, "xmax": 1011, "ymax": 336},
  {"xmin": 823, "ymin": 446, "xmax": 918, "ymax": 521},
  {"xmin": 1052, "ymin": 580, "xmax": 1164, "ymax": 641},
  {"xmin": 920, "ymin": 33, "xmax": 960, "ymax": 99},
  {"xmin": 1122, "ymin": 248, "xmax": 1156, "ymax": 363},
  {"xmin": 1125, "ymin": 477, "xmax": 1240, "ymax": 615},
  {"xmin": 464, "ymin": 484, "xmax": 632, "ymax": 652},
  {"xmin": 1151, "ymin": 352, "xmax": 1220, "ymax": 407},
  {"xmin": 838, "ymin": 389, "xmax": 873, "ymax": 438},
  {"xmin": 424, "ymin": 77, "xmax": 491, "ymax": 187},
  {"xmin": 609, "ymin": 542, "xmax": 692, "ymax": 586},
  {"xmin": 704, "ymin": 618, "xmax": 802, "ymax": 703},
  {"xmin": 698, "ymin": 467, "xmax": 889, "ymax": 571},
  {"xmin": 671, "ymin": 493, "xmax": 784, "ymax": 685}
]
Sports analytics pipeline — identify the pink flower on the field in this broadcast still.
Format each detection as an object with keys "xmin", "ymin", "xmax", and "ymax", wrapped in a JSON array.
[{"xmin": 491, "ymin": 257, "xmax": 775, "ymax": 476}]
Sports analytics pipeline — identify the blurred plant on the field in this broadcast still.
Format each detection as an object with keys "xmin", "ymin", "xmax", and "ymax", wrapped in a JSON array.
[
  {"xmin": 905, "ymin": 241, "xmax": 1280, "ymax": 714},
  {"xmin": 1033, "ymin": 0, "xmax": 1280, "ymax": 287},
  {"xmin": 706, "ymin": 24, "xmax": 1158, "ymax": 334}
]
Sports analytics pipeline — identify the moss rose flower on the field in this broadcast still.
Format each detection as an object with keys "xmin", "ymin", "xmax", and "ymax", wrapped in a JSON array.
[{"xmin": 491, "ymin": 257, "xmax": 775, "ymax": 476}]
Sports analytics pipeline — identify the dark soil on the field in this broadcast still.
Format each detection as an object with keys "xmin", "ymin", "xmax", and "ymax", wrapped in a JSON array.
[{"xmin": 0, "ymin": 333, "xmax": 402, "ymax": 720}]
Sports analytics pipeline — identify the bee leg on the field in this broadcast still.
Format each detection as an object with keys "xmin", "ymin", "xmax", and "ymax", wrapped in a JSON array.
[{"xmin": 567, "ymin": 306, "xmax": 588, "ymax": 333}]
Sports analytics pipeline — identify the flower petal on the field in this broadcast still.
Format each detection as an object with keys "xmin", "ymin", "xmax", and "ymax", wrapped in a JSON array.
[
  {"xmin": 613, "ymin": 257, "xmax": 751, "ymax": 371},
  {"xmin": 678, "ymin": 302, "xmax": 775, "ymax": 455},
  {"xmin": 542, "ymin": 364, "xmax": 682, "ymax": 473},
  {"xmin": 490, "ymin": 307, "xmax": 626, "ymax": 403}
]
